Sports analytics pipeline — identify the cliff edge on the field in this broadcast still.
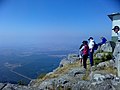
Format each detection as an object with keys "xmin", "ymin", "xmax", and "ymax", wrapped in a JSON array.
[{"xmin": 1, "ymin": 41, "xmax": 120, "ymax": 90}]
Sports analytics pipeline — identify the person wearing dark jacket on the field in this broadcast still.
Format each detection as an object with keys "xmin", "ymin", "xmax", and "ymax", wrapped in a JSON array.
[
  {"xmin": 80, "ymin": 41, "xmax": 89, "ymax": 69},
  {"xmin": 98, "ymin": 37, "xmax": 107, "ymax": 46}
]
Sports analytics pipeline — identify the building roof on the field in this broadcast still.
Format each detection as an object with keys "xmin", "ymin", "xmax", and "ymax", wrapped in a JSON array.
[{"xmin": 108, "ymin": 13, "xmax": 120, "ymax": 21}]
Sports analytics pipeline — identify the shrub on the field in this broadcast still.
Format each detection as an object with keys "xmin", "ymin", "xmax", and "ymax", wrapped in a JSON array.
[
  {"xmin": 94, "ymin": 52, "xmax": 112, "ymax": 65},
  {"xmin": 38, "ymin": 73, "xmax": 46, "ymax": 79},
  {"xmin": 18, "ymin": 80, "xmax": 27, "ymax": 85}
]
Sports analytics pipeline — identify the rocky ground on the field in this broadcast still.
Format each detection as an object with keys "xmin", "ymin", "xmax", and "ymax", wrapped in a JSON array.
[{"xmin": 1, "ymin": 41, "xmax": 120, "ymax": 90}]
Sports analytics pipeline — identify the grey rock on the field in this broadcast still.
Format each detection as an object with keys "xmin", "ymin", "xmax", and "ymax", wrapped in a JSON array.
[
  {"xmin": 109, "ymin": 59, "xmax": 115, "ymax": 67},
  {"xmin": 100, "ymin": 41, "xmax": 115, "ymax": 53},
  {"xmin": 38, "ymin": 79, "xmax": 55, "ymax": 90},
  {"xmin": 115, "ymin": 77, "xmax": 120, "ymax": 82},
  {"xmin": 0, "ymin": 83, "xmax": 7, "ymax": 90},
  {"xmin": 59, "ymin": 54, "xmax": 79, "ymax": 67},
  {"xmin": 68, "ymin": 68, "xmax": 86, "ymax": 77},
  {"xmin": 97, "ymin": 62, "xmax": 109, "ymax": 69},
  {"xmin": 96, "ymin": 53, "xmax": 104, "ymax": 59},
  {"xmin": 2, "ymin": 83, "xmax": 33, "ymax": 90},
  {"xmin": 92, "ymin": 74, "xmax": 105, "ymax": 82},
  {"xmin": 105, "ymin": 74, "xmax": 114, "ymax": 80},
  {"xmin": 68, "ymin": 54, "xmax": 79, "ymax": 60},
  {"xmin": 59, "ymin": 58, "xmax": 71, "ymax": 67}
]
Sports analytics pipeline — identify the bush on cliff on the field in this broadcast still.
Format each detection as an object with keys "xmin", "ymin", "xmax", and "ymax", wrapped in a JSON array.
[{"xmin": 94, "ymin": 52, "xmax": 112, "ymax": 65}]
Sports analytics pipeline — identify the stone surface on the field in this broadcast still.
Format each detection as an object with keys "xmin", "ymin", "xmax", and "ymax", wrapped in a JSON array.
[
  {"xmin": 59, "ymin": 54, "xmax": 79, "ymax": 67},
  {"xmin": 97, "ymin": 62, "xmax": 109, "ymax": 70},
  {"xmin": 1, "ymin": 44, "xmax": 120, "ymax": 90},
  {"xmin": 0, "ymin": 83, "xmax": 6, "ymax": 90},
  {"xmin": 95, "ymin": 53, "xmax": 104, "ymax": 59},
  {"xmin": 59, "ymin": 58, "xmax": 71, "ymax": 67},
  {"xmin": 100, "ymin": 41, "xmax": 116, "ymax": 52}
]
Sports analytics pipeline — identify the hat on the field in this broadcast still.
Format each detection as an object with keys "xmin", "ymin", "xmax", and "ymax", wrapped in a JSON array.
[
  {"xmin": 82, "ymin": 41, "xmax": 88, "ymax": 44},
  {"xmin": 112, "ymin": 26, "xmax": 120, "ymax": 30},
  {"xmin": 88, "ymin": 37, "xmax": 93, "ymax": 40}
]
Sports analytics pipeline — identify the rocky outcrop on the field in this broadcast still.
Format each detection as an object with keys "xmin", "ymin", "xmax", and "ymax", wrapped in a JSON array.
[
  {"xmin": 0, "ymin": 83, "xmax": 36, "ymax": 90},
  {"xmin": 1, "ymin": 41, "xmax": 120, "ymax": 90},
  {"xmin": 32, "ymin": 57, "xmax": 118, "ymax": 90},
  {"xmin": 99, "ymin": 41, "xmax": 116, "ymax": 52},
  {"xmin": 59, "ymin": 54, "xmax": 79, "ymax": 67},
  {"xmin": 37, "ymin": 67, "xmax": 86, "ymax": 90}
]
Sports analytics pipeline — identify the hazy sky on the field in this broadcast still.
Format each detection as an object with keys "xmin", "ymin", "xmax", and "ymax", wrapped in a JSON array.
[{"xmin": 0, "ymin": 0, "xmax": 120, "ymax": 49}]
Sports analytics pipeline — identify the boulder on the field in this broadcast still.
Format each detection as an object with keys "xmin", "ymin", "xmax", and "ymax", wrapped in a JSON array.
[
  {"xmin": 109, "ymin": 59, "xmax": 115, "ymax": 67},
  {"xmin": 92, "ymin": 74, "xmax": 105, "ymax": 82},
  {"xmin": 0, "ymin": 83, "xmax": 7, "ymax": 90},
  {"xmin": 2, "ymin": 83, "xmax": 33, "ymax": 90},
  {"xmin": 38, "ymin": 79, "xmax": 55, "ymax": 90},
  {"xmin": 97, "ymin": 62, "xmax": 109, "ymax": 69},
  {"xmin": 95, "ymin": 53, "xmax": 104, "ymax": 59},
  {"xmin": 100, "ymin": 41, "xmax": 116, "ymax": 52},
  {"xmin": 59, "ymin": 54, "xmax": 79, "ymax": 67},
  {"xmin": 68, "ymin": 68, "xmax": 86, "ymax": 77},
  {"xmin": 68, "ymin": 54, "xmax": 79, "ymax": 60},
  {"xmin": 59, "ymin": 58, "xmax": 71, "ymax": 67}
]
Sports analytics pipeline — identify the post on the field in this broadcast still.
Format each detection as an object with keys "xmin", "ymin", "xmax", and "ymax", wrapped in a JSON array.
[
  {"xmin": 117, "ymin": 54, "xmax": 120, "ymax": 76},
  {"xmin": 113, "ymin": 42, "xmax": 120, "ymax": 76}
]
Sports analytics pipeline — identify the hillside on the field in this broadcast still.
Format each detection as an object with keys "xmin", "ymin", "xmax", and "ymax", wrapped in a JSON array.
[{"xmin": 1, "ymin": 41, "xmax": 120, "ymax": 90}]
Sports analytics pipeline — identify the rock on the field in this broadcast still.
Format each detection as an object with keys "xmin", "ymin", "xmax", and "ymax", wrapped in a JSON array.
[
  {"xmin": 115, "ymin": 77, "xmax": 120, "ymax": 82},
  {"xmin": 28, "ymin": 79, "xmax": 36, "ymax": 87},
  {"xmin": 2, "ymin": 83, "xmax": 33, "ymax": 90},
  {"xmin": 0, "ymin": 83, "xmax": 7, "ymax": 90},
  {"xmin": 68, "ymin": 54, "xmax": 79, "ymax": 60},
  {"xmin": 104, "ymin": 84, "xmax": 113, "ymax": 90},
  {"xmin": 59, "ymin": 54, "xmax": 79, "ymax": 67},
  {"xmin": 59, "ymin": 58, "xmax": 71, "ymax": 67},
  {"xmin": 91, "ymin": 66, "xmax": 97, "ymax": 71},
  {"xmin": 105, "ymin": 74, "xmax": 114, "ymax": 80},
  {"xmin": 92, "ymin": 74, "xmax": 105, "ymax": 82},
  {"xmin": 97, "ymin": 62, "xmax": 109, "ymax": 69},
  {"xmin": 100, "ymin": 41, "xmax": 115, "ymax": 52},
  {"xmin": 109, "ymin": 59, "xmax": 115, "ymax": 67},
  {"xmin": 38, "ymin": 79, "xmax": 55, "ymax": 90},
  {"xmin": 68, "ymin": 68, "xmax": 86, "ymax": 77},
  {"xmin": 96, "ymin": 53, "xmax": 104, "ymax": 59},
  {"xmin": 57, "ymin": 77, "xmax": 69, "ymax": 85}
]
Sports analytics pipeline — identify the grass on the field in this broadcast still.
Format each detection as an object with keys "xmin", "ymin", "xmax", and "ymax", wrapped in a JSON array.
[
  {"xmin": 99, "ymin": 66, "xmax": 117, "ymax": 75},
  {"xmin": 94, "ymin": 52, "xmax": 113, "ymax": 65},
  {"xmin": 38, "ymin": 73, "xmax": 47, "ymax": 79},
  {"xmin": 82, "ymin": 66, "xmax": 90, "ymax": 80}
]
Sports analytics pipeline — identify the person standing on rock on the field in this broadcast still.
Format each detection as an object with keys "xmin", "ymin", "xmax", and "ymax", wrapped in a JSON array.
[
  {"xmin": 88, "ymin": 37, "xmax": 95, "ymax": 66},
  {"xmin": 113, "ymin": 26, "xmax": 120, "ymax": 42},
  {"xmin": 80, "ymin": 41, "xmax": 89, "ymax": 69},
  {"xmin": 98, "ymin": 37, "xmax": 107, "ymax": 46}
]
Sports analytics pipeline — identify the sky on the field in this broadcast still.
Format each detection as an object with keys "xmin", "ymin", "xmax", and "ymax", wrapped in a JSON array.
[{"xmin": 0, "ymin": 0, "xmax": 120, "ymax": 49}]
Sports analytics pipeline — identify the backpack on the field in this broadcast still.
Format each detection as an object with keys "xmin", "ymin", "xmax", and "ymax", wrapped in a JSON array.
[
  {"xmin": 93, "ymin": 42, "xmax": 98, "ymax": 50},
  {"xmin": 83, "ymin": 45, "xmax": 89, "ymax": 55}
]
